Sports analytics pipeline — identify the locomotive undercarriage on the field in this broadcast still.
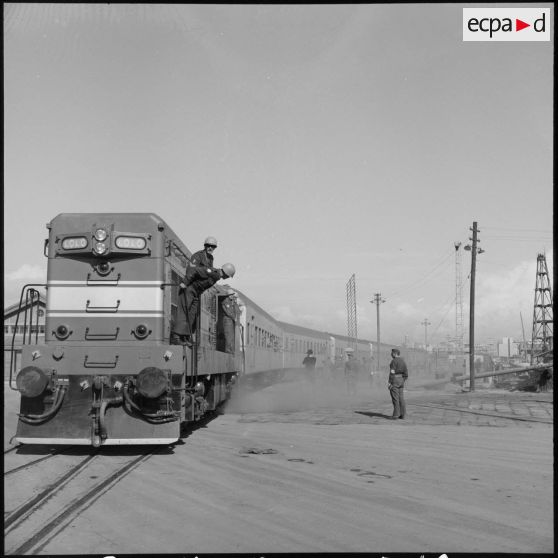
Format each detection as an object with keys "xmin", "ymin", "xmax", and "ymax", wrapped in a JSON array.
[{"xmin": 15, "ymin": 344, "xmax": 237, "ymax": 446}]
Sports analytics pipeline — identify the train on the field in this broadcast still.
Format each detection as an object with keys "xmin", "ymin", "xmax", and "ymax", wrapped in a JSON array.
[{"xmin": 9, "ymin": 213, "xmax": 438, "ymax": 447}]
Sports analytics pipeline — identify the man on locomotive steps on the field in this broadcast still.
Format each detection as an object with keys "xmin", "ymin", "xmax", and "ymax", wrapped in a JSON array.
[
  {"xmin": 171, "ymin": 262, "xmax": 236, "ymax": 346},
  {"xmin": 190, "ymin": 236, "xmax": 218, "ymax": 269}
]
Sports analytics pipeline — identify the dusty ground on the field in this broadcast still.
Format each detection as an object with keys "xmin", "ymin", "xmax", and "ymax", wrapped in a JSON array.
[{"xmin": 3, "ymin": 378, "xmax": 554, "ymax": 554}]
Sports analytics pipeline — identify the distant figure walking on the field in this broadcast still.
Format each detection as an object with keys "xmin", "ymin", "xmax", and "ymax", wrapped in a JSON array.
[
  {"xmin": 302, "ymin": 349, "xmax": 317, "ymax": 382},
  {"xmin": 388, "ymin": 348, "xmax": 408, "ymax": 419},
  {"xmin": 344, "ymin": 350, "xmax": 360, "ymax": 395}
]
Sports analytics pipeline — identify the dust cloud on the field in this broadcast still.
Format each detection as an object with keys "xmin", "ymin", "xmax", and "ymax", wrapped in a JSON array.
[{"xmin": 224, "ymin": 370, "xmax": 388, "ymax": 415}]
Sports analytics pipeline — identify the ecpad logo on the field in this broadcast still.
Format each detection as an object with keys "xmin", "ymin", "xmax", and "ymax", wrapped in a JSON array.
[{"xmin": 463, "ymin": 8, "xmax": 550, "ymax": 41}]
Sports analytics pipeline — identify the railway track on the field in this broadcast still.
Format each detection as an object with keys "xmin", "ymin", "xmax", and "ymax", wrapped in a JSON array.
[
  {"xmin": 4, "ymin": 447, "xmax": 159, "ymax": 555},
  {"xmin": 410, "ymin": 402, "xmax": 553, "ymax": 424},
  {"xmin": 4, "ymin": 448, "xmax": 67, "ymax": 477}
]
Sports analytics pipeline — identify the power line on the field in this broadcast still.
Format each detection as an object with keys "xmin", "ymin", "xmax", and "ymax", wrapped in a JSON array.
[
  {"xmin": 482, "ymin": 226, "xmax": 552, "ymax": 233},
  {"xmin": 384, "ymin": 249, "xmax": 454, "ymax": 298}
]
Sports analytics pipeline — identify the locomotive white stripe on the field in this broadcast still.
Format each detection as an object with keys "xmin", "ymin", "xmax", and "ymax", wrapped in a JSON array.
[
  {"xmin": 15, "ymin": 437, "xmax": 92, "ymax": 445},
  {"xmin": 102, "ymin": 438, "xmax": 178, "ymax": 445},
  {"xmin": 47, "ymin": 312, "xmax": 164, "ymax": 318},
  {"xmin": 47, "ymin": 286, "xmax": 163, "ymax": 312}
]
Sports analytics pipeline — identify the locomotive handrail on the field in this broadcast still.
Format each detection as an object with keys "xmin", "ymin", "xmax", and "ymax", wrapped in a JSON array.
[
  {"xmin": 85, "ymin": 299, "xmax": 121, "ymax": 313},
  {"xmin": 160, "ymin": 282, "xmax": 180, "ymax": 289},
  {"xmin": 166, "ymin": 240, "xmax": 192, "ymax": 263},
  {"xmin": 84, "ymin": 327, "xmax": 120, "ymax": 340},
  {"xmin": 84, "ymin": 355, "xmax": 119, "ymax": 368},
  {"xmin": 9, "ymin": 284, "xmax": 47, "ymax": 391},
  {"xmin": 86, "ymin": 272, "xmax": 121, "ymax": 286}
]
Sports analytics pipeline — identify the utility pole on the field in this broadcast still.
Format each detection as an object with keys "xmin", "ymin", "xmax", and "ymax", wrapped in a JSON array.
[
  {"xmin": 421, "ymin": 318, "xmax": 431, "ymax": 373},
  {"xmin": 454, "ymin": 241, "xmax": 464, "ymax": 356},
  {"xmin": 421, "ymin": 318, "xmax": 431, "ymax": 350},
  {"xmin": 370, "ymin": 293, "xmax": 385, "ymax": 372},
  {"xmin": 464, "ymin": 221, "xmax": 484, "ymax": 391}
]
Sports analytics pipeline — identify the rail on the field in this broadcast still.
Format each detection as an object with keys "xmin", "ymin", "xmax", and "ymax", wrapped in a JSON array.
[{"xmin": 415, "ymin": 362, "xmax": 553, "ymax": 389}]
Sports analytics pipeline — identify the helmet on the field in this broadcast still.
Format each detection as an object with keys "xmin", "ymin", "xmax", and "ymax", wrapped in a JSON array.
[
  {"xmin": 222, "ymin": 263, "xmax": 236, "ymax": 278},
  {"xmin": 204, "ymin": 236, "xmax": 218, "ymax": 247}
]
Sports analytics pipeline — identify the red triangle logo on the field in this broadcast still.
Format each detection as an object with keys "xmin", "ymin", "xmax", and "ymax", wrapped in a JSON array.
[{"xmin": 516, "ymin": 19, "xmax": 530, "ymax": 31}]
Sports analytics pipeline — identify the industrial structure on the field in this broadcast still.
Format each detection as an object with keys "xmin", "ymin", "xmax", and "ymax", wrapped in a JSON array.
[
  {"xmin": 530, "ymin": 253, "xmax": 553, "ymax": 363},
  {"xmin": 346, "ymin": 274, "xmax": 358, "ymax": 352}
]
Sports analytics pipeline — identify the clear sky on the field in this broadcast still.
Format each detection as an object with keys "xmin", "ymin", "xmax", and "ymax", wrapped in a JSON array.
[{"xmin": 3, "ymin": 3, "xmax": 553, "ymax": 347}]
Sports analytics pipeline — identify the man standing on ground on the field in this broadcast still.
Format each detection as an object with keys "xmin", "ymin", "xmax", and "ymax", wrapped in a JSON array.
[
  {"xmin": 344, "ymin": 350, "xmax": 360, "ymax": 395},
  {"xmin": 302, "ymin": 349, "xmax": 317, "ymax": 383},
  {"xmin": 388, "ymin": 348, "xmax": 408, "ymax": 419}
]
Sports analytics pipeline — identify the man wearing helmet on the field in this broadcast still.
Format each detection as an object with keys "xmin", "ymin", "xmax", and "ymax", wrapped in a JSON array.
[
  {"xmin": 189, "ymin": 236, "xmax": 218, "ymax": 269},
  {"xmin": 171, "ymin": 262, "xmax": 236, "ymax": 345}
]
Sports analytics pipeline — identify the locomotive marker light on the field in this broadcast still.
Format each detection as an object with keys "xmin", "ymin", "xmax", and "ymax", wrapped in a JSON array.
[
  {"xmin": 133, "ymin": 323, "xmax": 151, "ymax": 339},
  {"xmin": 115, "ymin": 235, "xmax": 147, "ymax": 250},
  {"xmin": 61, "ymin": 236, "xmax": 88, "ymax": 250},
  {"xmin": 16, "ymin": 366, "xmax": 49, "ymax": 398},
  {"xmin": 136, "ymin": 367, "xmax": 169, "ymax": 398},
  {"xmin": 54, "ymin": 324, "xmax": 71, "ymax": 340}
]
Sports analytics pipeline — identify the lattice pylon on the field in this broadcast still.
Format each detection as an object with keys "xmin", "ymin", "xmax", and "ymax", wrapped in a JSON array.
[
  {"xmin": 346, "ymin": 274, "xmax": 358, "ymax": 351},
  {"xmin": 530, "ymin": 253, "xmax": 553, "ymax": 363}
]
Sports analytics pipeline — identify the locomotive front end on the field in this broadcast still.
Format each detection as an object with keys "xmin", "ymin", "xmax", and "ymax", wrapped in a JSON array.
[{"xmin": 14, "ymin": 213, "xmax": 186, "ymax": 446}]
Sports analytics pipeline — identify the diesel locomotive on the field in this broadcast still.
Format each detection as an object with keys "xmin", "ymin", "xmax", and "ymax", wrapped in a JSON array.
[{"xmin": 10, "ymin": 213, "xmax": 241, "ymax": 446}]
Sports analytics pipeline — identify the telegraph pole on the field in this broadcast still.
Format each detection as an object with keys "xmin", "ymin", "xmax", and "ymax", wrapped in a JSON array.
[
  {"xmin": 421, "ymin": 318, "xmax": 431, "ymax": 373},
  {"xmin": 421, "ymin": 318, "xmax": 431, "ymax": 350},
  {"xmin": 464, "ymin": 222, "xmax": 484, "ymax": 391},
  {"xmin": 370, "ymin": 293, "xmax": 385, "ymax": 372}
]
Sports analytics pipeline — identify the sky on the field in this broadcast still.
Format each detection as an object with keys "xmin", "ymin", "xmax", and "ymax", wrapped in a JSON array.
[{"xmin": 3, "ymin": 3, "xmax": 554, "ymax": 348}]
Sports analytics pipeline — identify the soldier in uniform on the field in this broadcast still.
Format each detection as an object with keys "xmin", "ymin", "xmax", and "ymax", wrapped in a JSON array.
[
  {"xmin": 189, "ymin": 236, "xmax": 218, "ymax": 269},
  {"xmin": 171, "ymin": 262, "xmax": 236, "ymax": 345},
  {"xmin": 388, "ymin": 348, "xmax": 408, "ymax": 419}
]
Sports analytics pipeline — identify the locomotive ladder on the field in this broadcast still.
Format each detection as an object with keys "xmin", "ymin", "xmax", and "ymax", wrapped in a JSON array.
[{"xmin": 9, "ymin": 284, "xmax": 47, "ymax": 391}]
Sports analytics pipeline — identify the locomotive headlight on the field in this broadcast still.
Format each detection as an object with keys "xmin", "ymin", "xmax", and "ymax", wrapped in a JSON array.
[
  {"xmin": 94, "ymin": 241, "xmax": 107, "ymax": 255},
  {"xmin": 16, "ymin": 366, "xmax": 49, "ymax": 398},
  {"xmin": 136, "ymin": 367, "xmax": 168, "ymax": 398},
  {"xmin": 94, "ymin": 228, "xmax": 108, "ymax": 241}
]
